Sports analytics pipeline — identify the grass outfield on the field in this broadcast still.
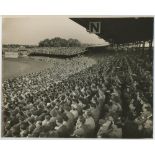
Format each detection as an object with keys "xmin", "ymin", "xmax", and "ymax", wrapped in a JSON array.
[
  {"xmin": 2, "ymin": 57, "xmax": 51, "ymax": 81},
  {"xmin": 2, "ymin": 56, "xmax": 96, "ymax": 81}
]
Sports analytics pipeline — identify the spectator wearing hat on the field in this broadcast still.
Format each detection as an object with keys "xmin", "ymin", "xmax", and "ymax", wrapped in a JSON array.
[
  {"xmin": 70, "ymin": 104, "xmax": 79, "ymax": 120},
  {"xmin": 55, "ymin": 116, "xmax": 68, "ymax": 137},
  {"xmin": 84, "ymin": 111, "xmax": 96, "ymax": 137},
  {"xmin": 73, "ymin": 116, "xmax": 88, "ymax": 138}
]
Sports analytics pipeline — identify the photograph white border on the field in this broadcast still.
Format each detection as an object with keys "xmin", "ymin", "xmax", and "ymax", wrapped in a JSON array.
[{"xmin": 0, "ymin": 0, "xmax": 155, "ymax": 155}]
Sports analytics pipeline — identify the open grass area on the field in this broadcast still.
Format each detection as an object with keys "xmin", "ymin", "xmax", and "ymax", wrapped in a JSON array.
[{"xmin": 2, "ymin": 58, "xmax": 51, "ymax": 81}]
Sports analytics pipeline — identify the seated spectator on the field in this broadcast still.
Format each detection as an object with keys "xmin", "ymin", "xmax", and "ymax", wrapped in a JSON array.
[
  {"xmin": 73, "ymin": 116, "xmax": 88, "ymax": 138},
  {"xmin": 55, "ymin": 116, "xmax": 69, "ymax": 137}
]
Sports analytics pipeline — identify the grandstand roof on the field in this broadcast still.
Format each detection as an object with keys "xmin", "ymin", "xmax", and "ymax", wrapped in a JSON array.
[{"xmin": 70, "ymin": 17, "xmax": 154, "ymax": 44}]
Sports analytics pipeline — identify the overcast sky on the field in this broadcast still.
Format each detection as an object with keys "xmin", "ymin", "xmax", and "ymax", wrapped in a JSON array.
[{"xmin": 2, "ymin": 16, "xmax": 108, "ymax": 45}]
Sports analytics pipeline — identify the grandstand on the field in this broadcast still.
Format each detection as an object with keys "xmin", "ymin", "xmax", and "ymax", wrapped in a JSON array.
[
  {"xmin": 28, "ymin": 47, "xmax": 86, "ymax": 58},
  {"xmin": 3, "ymin": 47, "xmax": 86, "ymax": 58},
  {"xmin": 70, "ymin": 17, "xmax": 153, "ymax": 49}
]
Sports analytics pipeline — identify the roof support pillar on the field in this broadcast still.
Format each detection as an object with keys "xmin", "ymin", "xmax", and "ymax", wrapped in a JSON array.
[{"xmin": 149, "ymin": 40, "xmax": 153, "ymax": 51}]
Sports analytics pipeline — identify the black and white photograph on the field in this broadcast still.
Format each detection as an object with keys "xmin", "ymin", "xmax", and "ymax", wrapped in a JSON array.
[{"xmin": 1, "ymin": 16, "xmax": 154, "ymax": 138}]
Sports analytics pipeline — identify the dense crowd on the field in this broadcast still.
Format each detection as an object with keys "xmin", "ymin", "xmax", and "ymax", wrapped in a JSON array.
[
  {"xmin": 29, "ymin": 47, "xmax": 86, "ymax": 56},
  {"xmin": 2, "ymin": 49, "xmax": 153, "ymax": 138}
]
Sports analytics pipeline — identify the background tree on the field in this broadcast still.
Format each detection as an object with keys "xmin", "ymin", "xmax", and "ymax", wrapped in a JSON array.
[{"xmin": 38, "ymin": 37, "xmax": 82, "ymax": 47}]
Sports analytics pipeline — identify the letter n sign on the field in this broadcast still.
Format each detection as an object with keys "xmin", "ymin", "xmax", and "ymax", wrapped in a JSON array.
[{"xmin": 89, "ymin": 22, "xmax": 101, "ymax": 34}]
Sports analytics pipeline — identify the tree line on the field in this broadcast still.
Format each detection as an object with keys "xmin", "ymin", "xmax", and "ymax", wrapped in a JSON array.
[
  {"xmin": 3, "ymin": 37, "xmax": 92, "ymax": 48},
  {"xmin": 38, "ymin": 37, "xmax": 82, "ymax": 47}
]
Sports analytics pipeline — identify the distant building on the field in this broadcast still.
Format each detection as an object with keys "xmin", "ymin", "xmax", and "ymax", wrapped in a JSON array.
[
  {"xmin": 5, "ymin": 51, "xmax": 19, "ymax": 58},
  {"xmin": 3, "ymin": 46, "xmax": 29, "ymax": 58},
  {"xmin": 18, "ymin": 46, "xmax": 28, "ymax": 57}
]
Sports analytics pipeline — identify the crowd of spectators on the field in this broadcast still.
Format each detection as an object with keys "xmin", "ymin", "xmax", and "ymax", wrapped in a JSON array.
[
  {"xmin": 2, "ymin": 49, "xmax": 153, "ymax": 138},
  {"xmin": 29, "ymin": 47, "xmax": 86, "ymax": 56}
]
